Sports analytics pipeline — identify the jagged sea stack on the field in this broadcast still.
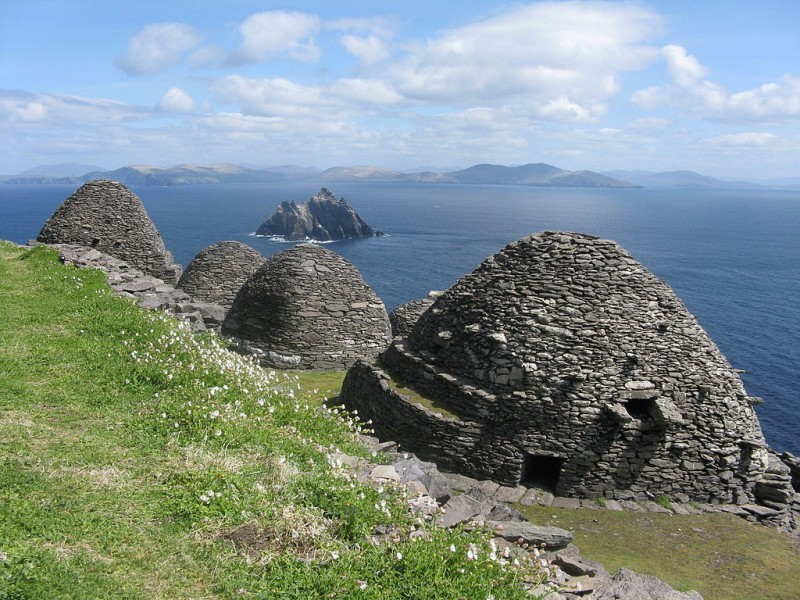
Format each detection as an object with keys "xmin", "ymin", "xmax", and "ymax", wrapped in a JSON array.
[
  {"xmin": 37, "ymin": 180, "xmax": 181, "ymax": 284},
  {"xmin": 341, "ymin": 231, "xmax": 789, "ymax": 511},
  {"xmin": 177, "ymin": 241, "xmax": 266, "ymax": 310},
  {"xmin": 223, "ymin": 244, "xmax": 392, "ymax": 370},
  {"xmin": 256, "ymin": 188, "xmax": 379, "ymax": 241}
]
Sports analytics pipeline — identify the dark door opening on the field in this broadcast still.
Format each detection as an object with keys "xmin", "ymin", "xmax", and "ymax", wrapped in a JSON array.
[
  {"xmin": 521, "ymin": 454, "xmax": 564, "ymax": 491},
  {"xmin": 624, "ymin": 397, "xmax": 656, "ymax": 420}
]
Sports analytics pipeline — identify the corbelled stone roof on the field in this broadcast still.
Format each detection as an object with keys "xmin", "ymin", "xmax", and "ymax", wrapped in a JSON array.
[
  {"xmin": 178, "ymin": 241, "xmax": 266, "ymax": 310},
  {"xmin": 37, "ymin": 180, "xmax": 181, "ymax": 284},
  {"xmin": 341, "ymin": 231, "xmax": 788, "ymax": 513},
  {"xmin": 223, "ymin": 244, "xmax": 392, "ymax": 370}
]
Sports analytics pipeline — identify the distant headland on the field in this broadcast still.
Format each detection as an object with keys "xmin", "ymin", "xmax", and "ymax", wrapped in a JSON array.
[{"xmin": 6, "ymin": 161, "xmax": 786, "ymax": 190}]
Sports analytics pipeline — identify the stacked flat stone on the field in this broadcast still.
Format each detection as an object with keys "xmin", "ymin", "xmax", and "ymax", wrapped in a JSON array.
[
  {"xmin": 178, "ymin": 241, "xmax": 266, "ymax": 310},
  {"xmin": 223, "ymin": 244, "xmax": 392, "ymax": 370},
  {"xmin": 389, "ymin": 298, "xmax": 435, "ymax": 337},
  {"xmin": 37, "ymin": 180, "xmax": 181, "ymax": 284},
  {"xmin": 342, "ymin": 231, "xmax": 792, "ymax": 521}
]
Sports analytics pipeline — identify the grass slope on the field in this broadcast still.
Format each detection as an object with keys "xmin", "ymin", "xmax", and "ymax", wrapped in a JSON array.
[
  {"xmin": 518, "ymin": 506, "xmax": 800, "ymax": 600},
  {"xmin": 0, "ymin": 243, "xmax": 545, "ymax": 599}
]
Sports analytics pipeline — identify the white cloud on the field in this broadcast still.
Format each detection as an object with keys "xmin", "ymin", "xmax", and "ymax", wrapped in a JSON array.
[
  {"xmin": 703, "ymin": 132, "xmax": 777, "ymax": 147},
  {"xmin": 632, "ymin": 46, "xmax": 800, "ymax": 122},
  {"xmin": 227, "ymin": 11, "xmax": 321, "ymax": 65},
  {"xmin": 390, "ymin": 1, "xmax": 663, "ymax": 119},
  {"xmin": 116, "ymin": 23, "xmax": 203, "ymax": 75},
  {"xmin": 329, "ymin": 79, "xmax": 402, "ymax": 104},
  {"xmin": 0, "ymin": 90, "xmax": 144, "ymax": 124},
  {"xmin": 661, "ymin": 44, "xmax": 708, "ymax": 87},
  {"xmin": 341, "ymin": 35, "xmax": 389, "ymax": 64},
  {"xmin": 210, "ymin": 75, "xmax": 333, "ymax": 117},
  {"xmin": 157, "ymin": 87, "xmax": 195, "ymax": 113}
]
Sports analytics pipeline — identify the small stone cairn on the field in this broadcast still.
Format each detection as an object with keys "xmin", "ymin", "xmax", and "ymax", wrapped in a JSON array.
[
  {"xmin": 37, "ymin": 180, "xmax": 182, "ymax": 284},
  {"xmin": 223, "ymin": 244, "xmax": 392, "ymax": 370}
]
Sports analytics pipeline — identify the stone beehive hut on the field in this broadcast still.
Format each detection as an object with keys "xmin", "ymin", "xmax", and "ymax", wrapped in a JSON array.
[
  {"xmin": 177, "ymin": 241, "xmax": 266, "ymax": 310},
  {"xmin": 342, "ymin": 231, "xmax": 792, "ymax": 510},
  {"xmin": 223, "ymin": 244, "xmax": 392, "ymax": 370},
  {"xmin": 37, "ymin": 180, "xmax": 181, "ymax": 284},
  {"xmin": 389, "ymin": 298, "xmax": 435, "ymax": 337}
]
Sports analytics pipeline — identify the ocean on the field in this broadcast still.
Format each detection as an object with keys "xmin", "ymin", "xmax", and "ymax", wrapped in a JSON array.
[{"xmin": 1, "ymin": 181, "xmax": 798, "ymax": 455}]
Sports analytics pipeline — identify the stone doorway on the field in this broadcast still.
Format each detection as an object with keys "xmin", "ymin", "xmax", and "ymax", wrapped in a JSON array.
[{"xmin": 521, "ymin": 454, "xmax": 563, "ymax": 491}]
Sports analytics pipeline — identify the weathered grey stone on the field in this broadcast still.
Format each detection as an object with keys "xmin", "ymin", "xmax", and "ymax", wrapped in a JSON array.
[
  {"xmin": 37, "ymin": 180, "xmax": 181, "ymax": 284},
  {"xmin": 390, "ymin": 298, "xmax": 435, "ymax": 337},
  {"xmin": 178, "ymin": 241, "xmax": 266, "ymax": 309},
  {"xmin": 593, "ymin": 568, "xmax": 703, "ymax": 600},
  {"xmin": 487, "ymin": 521, "xmax": 573, "ymax": 550},
  {"xmin": 223, "ymin": 244, "xmax": 392, "ymax": 370},
  {"xmin": 437, "ymin": 494, "xmax": 484, "ymax": 528}
]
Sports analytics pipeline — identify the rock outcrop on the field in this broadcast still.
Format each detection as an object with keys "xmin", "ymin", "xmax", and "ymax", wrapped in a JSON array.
[
  {"xmin": 256, "ymin": 188, "xmax": 380, "ymax": 241},
  {"xmin": 36, "ymin": 180, "xmax": 181, "ymax": 284},
  {"xmin": 177, "ymin": 241, "xmax": 266, "ymax": 310},
  {"xmin": 341, "ymin": 231, "xmax": 796, "ymax": 529},
  {"xmin": 223, "ymin": 244, "xmax": 392, "ymax": 370}
]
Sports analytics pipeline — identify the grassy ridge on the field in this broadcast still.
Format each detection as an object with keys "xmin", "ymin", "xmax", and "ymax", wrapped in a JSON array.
[{"xmin": 0, "ymin": 243, "xmax": 545, "ymax": 599}]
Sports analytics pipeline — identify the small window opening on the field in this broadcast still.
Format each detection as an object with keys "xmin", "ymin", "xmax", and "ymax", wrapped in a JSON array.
[
  {"xmin": 90, "ymin": 238, "xmax": 100, "ymax": 248},
  {"xmin": 521, "ymin": 454, "xmax": 563, "ymax": 491},
  {"xmin": 625, "ymin": 398, "xmax": 656, "ymax": 420}
]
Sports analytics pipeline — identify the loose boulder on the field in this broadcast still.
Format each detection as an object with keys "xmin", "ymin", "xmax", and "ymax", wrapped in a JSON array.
[
  {"xmin": 223, "ymin": 244, "xmax": 392, "ymax": 370},
  {"xmin": 37, "ymin": 180, "xmax": 181, "ymax": 284}
]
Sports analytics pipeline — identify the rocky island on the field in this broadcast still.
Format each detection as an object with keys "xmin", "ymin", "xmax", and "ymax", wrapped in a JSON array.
[{"xmin": 256, "ymin": 187, "xmax": 382, "ymax": 241}]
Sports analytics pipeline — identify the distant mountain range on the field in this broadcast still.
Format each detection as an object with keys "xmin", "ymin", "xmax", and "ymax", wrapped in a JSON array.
[
  {"xmin": 2, "ymin": 162, "xmax": 637, "ymax": 188},
  {"xmin": 3, "ymin": 162, "xmax": 795, "ymax": 190},
  {"xmin": 599, "ymin": 170, "xmax": 767, "ymax": 189}
]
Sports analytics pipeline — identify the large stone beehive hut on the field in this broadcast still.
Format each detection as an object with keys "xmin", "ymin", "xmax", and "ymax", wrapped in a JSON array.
[
  {"xmin": 37, "ymin": 180, "xmax": 181, "ymax": 284},
  {"xmin": 342, "ymin": 231, "xmax": 793, "ymax": 510},
  {"xmin": 177, "ymin": 241, "xmax": 266, "ymax": 310},
  {"xmin": 223, "ymin": 244, "xmax": 392, "ymax": 370}
]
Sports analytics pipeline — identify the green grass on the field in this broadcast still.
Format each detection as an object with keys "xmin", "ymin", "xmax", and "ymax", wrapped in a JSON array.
[
  {"xmin": 384, "ymin": 372, "xmax": 462, "ymax": 421},
  {"xmin": 0, "ymin": 242, "xmax": 546, "ymax": 599},
  {"xmin": 518, "ymin": 505, "xmax": 800, "ymax": 600}
]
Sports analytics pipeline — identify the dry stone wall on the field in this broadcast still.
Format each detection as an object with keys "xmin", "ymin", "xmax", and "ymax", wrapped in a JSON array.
[
  {"xmin": 389, "ymin": 298, "xmax": 434, "ymax": 337},
  {"xmin": 37, "ymin": 180, "xmax": 181, "ymax": 284},
  {"xmin": 341, "ymin": 231, "xmax": 796, "ymax": 528},
  {"xmin": 223, "ymin": 244, "xmax": 392, "ymax": 370},
  {"xmin": 178, "ymin": 241, "xmax": 266, "ymax": 310}
]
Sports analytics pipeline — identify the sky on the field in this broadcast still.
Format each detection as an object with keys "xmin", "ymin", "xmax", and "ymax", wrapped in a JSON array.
[{"xmin": 1, "ymin": 1, "xmax": 799, "ymax": 179}]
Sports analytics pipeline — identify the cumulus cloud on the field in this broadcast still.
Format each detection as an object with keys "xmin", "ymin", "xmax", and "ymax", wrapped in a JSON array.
[
  {"xmin": 116, "ymin": 23, "xmax": 203, "ymax": 75},
  {"xmin": 340, "ymin": 35, "xmax": 390, "ymax": 64},
  {"xmin": 227, "ymin": 11, "xmax": 321, "ymax": 65},
  {"xmin": 210, "ymin": 75, "xmax": 334, "ymax": 117},
  {"xmin": 389, "ymin": 1, "xmax": 663, "ymax": 119},
  {"xmin": 632, "ymin": 46, "xmax": 800, "ymax": 122},
  {"xmin": 157, "ymin": 87, "xmax": 195, "ymax": 113}
]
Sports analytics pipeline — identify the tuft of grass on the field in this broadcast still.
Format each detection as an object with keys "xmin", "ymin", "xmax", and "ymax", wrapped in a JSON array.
[
  {"xmin": 517, "ymin": 504, "xmax": 800, "ymax": 600},
  {"xmin": 656, "ymin": 494, "xmax": 673, "ymax": 511},
  {"xmin": 0, "ymin": 242, "xmax": 550, "ymax": 599}
]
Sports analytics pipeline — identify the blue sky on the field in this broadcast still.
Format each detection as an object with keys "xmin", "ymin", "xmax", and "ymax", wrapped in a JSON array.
[{"xmin": 1, "ymin": 1, "xmax": 799, "ymax": 178}]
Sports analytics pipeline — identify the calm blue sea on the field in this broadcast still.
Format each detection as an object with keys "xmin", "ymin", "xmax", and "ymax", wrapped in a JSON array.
[{"xmin": 2, "ymin": 182, "xmax": 798, "ymax": 455}]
